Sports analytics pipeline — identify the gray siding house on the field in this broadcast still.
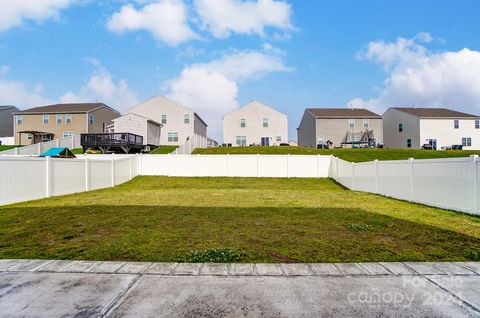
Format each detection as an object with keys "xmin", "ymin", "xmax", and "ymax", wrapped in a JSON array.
[
  {"xmin": 297, "ymin": 108, "xmax": 383, "ymax": 148},
  {"xmin": 0, "ymin": 105, "xmax": 20, "ymax": 137}
]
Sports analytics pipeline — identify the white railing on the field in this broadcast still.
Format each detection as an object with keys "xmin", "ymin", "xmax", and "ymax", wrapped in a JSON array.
[
  {"xmin": 172, "ymin": 134, "xmax": 208, "ymax": 155},
  {"xmin": 0, "ymin": 154, "xmax": 140, "ymax": 206},
  {"xmin": 140, "ymin": 154, "xmax": 332, "ymax": 178},
  {"xmin": 330, "ymin": 155, "xmax": 480, "ymax": 215},
  {"xmin": 0, "ymin": 135, "xmax": 81, "ymax": 156}
]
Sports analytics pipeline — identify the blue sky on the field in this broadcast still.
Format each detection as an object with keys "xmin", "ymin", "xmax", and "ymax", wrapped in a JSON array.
[{"xmin": 1, "ymin": 0, "xmax": 480, "ymax": 140}]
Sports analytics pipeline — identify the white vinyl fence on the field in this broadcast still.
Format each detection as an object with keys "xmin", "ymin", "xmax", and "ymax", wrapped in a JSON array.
[
  {"xmin": 0, "ymin": 135, "xmax": 81, "ymax": 156},
  {"xmin": 330, "ymin": 155, "xmax": 480, "ymax": 215},
  {"xmin": 172, "ymin": 134, "xmax": 208, "ymax": 155},
  {"xmin": 140, "ymin": 154, "xmax": 332, "ymax": 178},
  {"xmin": 0, "ymin": 155, "xmax": 140, "ymax": 205}
]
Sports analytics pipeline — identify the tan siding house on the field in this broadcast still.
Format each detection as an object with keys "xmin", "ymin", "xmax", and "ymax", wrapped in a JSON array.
[
  {"xmin": 13, "ymin": 103, "xmax": 120, "ymax": 145},
  {"xmin": 298, "ymin": 108, "xmax": 383, "ymax": 148},
  {"xmin": 223, "ymin": 101, "xmax": 288, "ymax": 146}
]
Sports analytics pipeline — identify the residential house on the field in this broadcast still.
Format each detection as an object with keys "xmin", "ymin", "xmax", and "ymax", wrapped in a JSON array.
[
  {"xmin": 383, "ymin": 107, "xmax": 480, "ymax": 150},
  {"xmin": 108, "ymin": 113, "xmax": 162, "ymax": 146},
  {"xmin": 223, "ymin": 101, "xmax": 288, "ymax": 146},
  {"xmin": 297, "ymin": 108, "xmax": 383, "ymax": 148},
  {"xmin": 13, "ymin": 103, "xmax": 120, "ymax": 145},
  {"xmin": 125, "ymin": 96, "xmax": 207, "ymax": 146},
  {"xmin": 0, "ymin": 105, "xmax": 20, "ymax": 145}
]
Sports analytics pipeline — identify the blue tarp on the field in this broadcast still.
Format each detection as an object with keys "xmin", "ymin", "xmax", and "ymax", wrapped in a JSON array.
[{"xmin": 39, "ymin": 147, "xmax": 76, "ymax": 158}]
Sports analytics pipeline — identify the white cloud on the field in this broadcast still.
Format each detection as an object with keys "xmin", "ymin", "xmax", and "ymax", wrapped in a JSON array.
[
  {"xmin": 165, "ymin": 45, "xmax": 291, "ymax": 139},
  {"xmin": 194, "ymin": 0, "xmax": 294, "ymax": 38},
  {"xmin": 107, "ymin": 0, "xmax": 198, "ymax": 46},
  {"xmin": 0, "ymin": 79, "xmax": 53, "ymax": 108},
  {"xmin": 349, "ymin": 33, "xmax": 480, "ymax": 115},
  {"xmin": 60, "ymin": 66, "xmax": 139, "ymax": 111},
  {"xmin": 0, "ymin": 0, "xmax": 74, "ymax": 32}
]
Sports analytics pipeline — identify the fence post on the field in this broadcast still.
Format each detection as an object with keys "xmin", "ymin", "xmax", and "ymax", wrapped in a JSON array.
[
  {"xmin": 336, "ymin": 156, "xmax": 339, "ymax": 179},
  {"xmin": 138, "ymin": 153, "xmax": 142, "ymax": 176},
  {"xmin": 374, "ymin": 159, "xmax": 379, "ymax": 194},
  {"xmin": 226, "ymin": 153, "xmax": 230, "ymax": 177},
  {"xmin": 287, "ymin": 154, "xmax": 290, "ymax": 178},
  {"xmin": 129, "ymin": 156, "xmax": 133, "ymax": 180},
  {"xmin": 409, "ymin": 158, "xmax": 414, "ymax": 201},
  {"xmin": 45, "ymin": 156, "xmax": 52, "ymax": 197},
  {"xmin": 14, "ymin": 147, "xmax": 18, "ymax": 155},
  {"xmin": 85, "ymin": 156, "xmax": 90, "ymax": 191},
  {"xmin": 38, "ymin": 143, "xmax": 41, "ymax": 155},
  {"xmin": 351, "ymin": 162, "xmax": 355, "ymax": 190},
  {"xmin": 56, "ymin": 139, "xmax": 59, "ymax": 147},
  {"xmin": 111, "ymin": 154, "xmax": 115, "ymax": 187},
  {"xmin": 71, "ymin": 136, "xmax": 75, "ymax": 149},
  {"xmin": 257, "ymin": 154, "xmax": 260, "ymax": 177},
  {"xmin": 472, "ymin": 155, "xmax": 478, "ymax": 214}
]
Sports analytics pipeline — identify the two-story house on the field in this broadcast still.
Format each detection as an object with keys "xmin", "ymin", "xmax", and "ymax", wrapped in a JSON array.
[
  {"xmin": 0, "ymin": 105, "xmax": 20, "ymax": 145},
  {"xmin": 223, "ymin": 101, "xmax": 288, "ymax": 146},
  {"xmin": 383, "ymin": 107, "xmax": 480, "ymax": 150},
  {"xmin": 13, "ymin": 103, "xmax": 120, "ymax": 145},
  {"xmin": 297, "ymin": 108, "xmax": 383, "ymax": 148},
  {"xmin": 125, "ymin": 96, "xmax": 208, "ymax": 146}
]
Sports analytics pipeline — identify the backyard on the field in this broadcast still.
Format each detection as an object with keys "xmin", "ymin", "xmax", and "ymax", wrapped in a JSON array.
[
  {"xmin": 1, "ymin": 176, "xmax": 479, "ymax": 263},
  {"xmin": 193, "ymin": 146, "xmax": 480, "ymax": 162}
]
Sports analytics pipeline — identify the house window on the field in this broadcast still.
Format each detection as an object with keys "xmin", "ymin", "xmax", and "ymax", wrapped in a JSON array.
[
  {"xmin": 65, "ymin": 114, "xmax": 72, "ymax": 124},
  {"xmin": 240, "ymin": 118, "xmax": 246, "ymax": 128},
  {"xmin": 236, "ymin": 136, "xmax": 247, "ymax": 146},
  {"xmin": 276, "ymin": 136, "xmax": 281, "ymax": 142},
  {"xmin": 407, "ymin": 138, "xmax": 412, "ymax": 148},
  {"xmin": 399, "ymin": 123, "xmax": 404, "ymax": 132},
  {"xmin": 168, "ymin": 132, "xmax": 178, "ymax": 142},
  {"xmin": 454, "ymin": 120, "xmax": 459, "ymax": 129},
  {"xmin": 56, "ymin": 114, "xmax": 62, "ymax": 124},
  {"xmin": 348, "ymin": 119, "xmax": 355, "ymax": 129},
  {"xmin": 184, "ymin": 114, "xmax": 190, "ymax": 124},
  {"xmin": 41, "ymin": 134, "xmax": 52, "ymax": 142},
  {"xmin": 43, "ymin": 114, "xmax": 49, "ymax": 124},
  {"xmin": 462, "ymin": 137, "xmax": 472, "ymax": 147},
  {"xmin": 363, "ymin": 119, "xmax": 369, "ymax": 129},
  {"xmin": 27, "ymin": 133, "xmax": 33, "ymax": 140},
  {"xmin": 475, "ymin": 120, "xmax": 479, "ymax": 129},
  {"xmin": 263, "ymin": 118, "xmax": 269, "ymax": 128},
  {"xmin": 161, "ymin": 114, "xmax": 167, "ymax": 124},
  {"xmin": 16, "ymin": 115, "xmax": 23, "ymax": 125},
  {"xmin": 89, "ymin": 114, "xmax": 95, "ymax": 124},
  {"xmin": 63, "ymin": 131, "xmax": 73, "ymax": 138}
]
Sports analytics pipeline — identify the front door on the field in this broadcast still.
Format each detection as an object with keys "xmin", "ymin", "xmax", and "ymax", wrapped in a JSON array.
[
  {"xmin": 261, "ymin": 137, "xmax": 270, "ymax": 146},
  {"xmin": 428, "ymin": 139, "xmax": 437, "ymax": 150}
]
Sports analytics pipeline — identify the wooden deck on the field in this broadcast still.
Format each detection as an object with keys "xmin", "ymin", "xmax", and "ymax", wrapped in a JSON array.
[{"xmin": 81, "ymin": 133, "xmax": 144, "ymax": 154}]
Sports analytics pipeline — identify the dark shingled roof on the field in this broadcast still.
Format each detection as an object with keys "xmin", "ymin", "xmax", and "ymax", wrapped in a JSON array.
[
  {"xmin": 17, "ymin": 103, "xmax": 118, "ymax": 114},
  {"xmin": 393, "ymin": 107, "xmax": 479, "ymax": 118},
  {"xmin": 307, "ymin": 108, "xmax": 381, "ymax": 118}
]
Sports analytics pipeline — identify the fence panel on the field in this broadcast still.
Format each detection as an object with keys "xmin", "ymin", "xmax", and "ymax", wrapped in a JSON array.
[
  {"xmin": 335, "ymin": 159, "xmax": 353, "ymax": 189},
  {"xmin": 377, "ymin": 160, "xmax": 411, "ymax": 201},
  {"xmin": 51, "ymin": 159, "xmax": 86, "ymax": 196},
  {"xmin": 0, "ymin": 157, "xmax": 47, "ymax": 205},
  {"xmin": 288, "ymin": 155, "xmax": 319, "ymax": 178},
  {"xmin": 258, "ymin": 155, "xmax": 288, "ymax": 177},
  {"xmin": 353, "ymin": 162, "xmax": 376, "ymax": 193},
  {"xmin": 412, "ymin": 158, "xmax": 473, "ymax": 213},
  {"xmin": 89, "ymin": 160, "xmax": 112, "ymax": 190},
  {"xmin": 114, "ymin": 158, "xmax": 132, "ymax": 185},
  {"xmin": 17, "ymin": 144, "xmax": 38, "ymax": 155},
  {"xmin": 227, "ymin": 155, "xmax": 258, "ymax": 177}
]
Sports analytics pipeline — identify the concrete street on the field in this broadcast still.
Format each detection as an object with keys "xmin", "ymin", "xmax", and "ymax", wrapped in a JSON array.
[{"xmin": 1, "ymin": 260, "xmax": 480, "ymax": 317}]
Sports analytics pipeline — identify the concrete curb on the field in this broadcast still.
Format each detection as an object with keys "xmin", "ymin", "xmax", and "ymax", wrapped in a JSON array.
[{"xmin": 1, "ymin": 259, "xmax": 479, "ymax": 277}]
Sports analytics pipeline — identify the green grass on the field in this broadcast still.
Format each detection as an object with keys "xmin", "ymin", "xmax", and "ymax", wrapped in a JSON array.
[
  {"xmin": 71, "ymin": 148, "xmax": 101, "ymax": 155},
  {"xmin": 1, "ymin": 176, "xmax": 479, "ymax": 263},
  {"xmin": 193, "ymin": 146, "xmax": 480, "ymax": 162},
  {"xmin": 0, "ymin": 145, "xmax": 21, "ymax": 152},
  {"xmin": 149, "ymin": 145, "xmax": 179, "ymax": 154}
]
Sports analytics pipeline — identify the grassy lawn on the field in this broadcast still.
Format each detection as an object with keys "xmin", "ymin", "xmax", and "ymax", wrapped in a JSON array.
[
  {"xmin": 1, "ymin": 176, "xmax": 479, "ymax": 263},
  {"xmin": 149, "ymin": 145, "xmax": 179, "ymax": 154},
  {"xmin": 0, "ymin": 145, "xmax": 21, "ymax": 152},
  {"xmin": 193, "ymin": 146, "xmax": 480, "ymax": 162}
]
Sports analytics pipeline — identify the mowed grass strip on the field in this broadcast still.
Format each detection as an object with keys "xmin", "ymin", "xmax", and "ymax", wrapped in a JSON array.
[
  {"xmin": 193, "ymin": 146, "xmax": 480, "ymax": 163},
  {"xmin": 0, "ymin": 176, "xmax": 479, "ymax": 263}
]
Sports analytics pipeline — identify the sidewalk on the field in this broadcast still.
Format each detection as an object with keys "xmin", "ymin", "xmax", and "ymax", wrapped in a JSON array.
[{"xmin": 1, "ymin": 260, "xmax": 480, "ymax": 317}]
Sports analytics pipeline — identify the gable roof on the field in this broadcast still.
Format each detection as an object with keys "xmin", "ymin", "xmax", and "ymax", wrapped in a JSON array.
[
  {"xmin": 16, "ymin": 103, "xmax": 119, "ymax": 114},
  {"xmin": 114, "ymin": 112, "xmax": 162, "ymax": 126},
  {"xmin": 0, "ymin": 105, "xmax": 19, "ymax": 112},
  {"xmin": 307, "ymin": 108, "xmax": 381, "ymax": 118},
  {"xmin": 392, "ymin": 107, "xmax": 479, "ymax": 119},
  {"xmin": 224, "ymin": 100, "xmax": 288, "ymax": 117}
]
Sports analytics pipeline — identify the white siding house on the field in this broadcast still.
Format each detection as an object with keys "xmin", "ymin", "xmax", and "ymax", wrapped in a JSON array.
[
  {"xmin": 110, "ymin": 113, "xmax": 162, "ymax": 146},
  {"xmin": 223, "ymin": 101, "xmax": 288, "ymax": 146},
  {"xmin": 125, "ymin": 96, "xmax": 208, "ymax": 146},
  {"xmin": 383, "ymin": 107, "xmax": 480, "ymax": 150}
]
